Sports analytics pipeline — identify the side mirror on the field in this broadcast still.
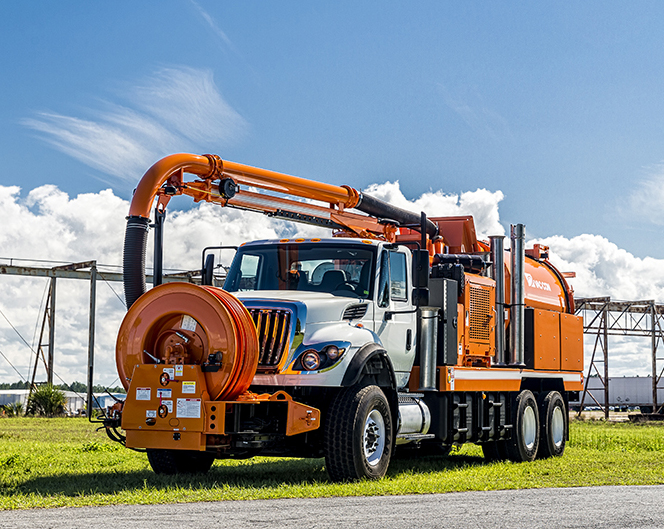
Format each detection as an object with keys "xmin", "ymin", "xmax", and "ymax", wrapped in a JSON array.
[
  {"xmin": 412, "ymin": 249, "xmax": 430, "ymax": 289},
  {"xmin": 202, "ymin": 254, "xmax": 214, "ymax": 286}
]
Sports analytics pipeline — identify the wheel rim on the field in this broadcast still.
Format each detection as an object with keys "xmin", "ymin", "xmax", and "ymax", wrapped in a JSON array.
[
  {"xmin": 522, "ymin": 405, "xmax": 537, "ymax": 450},
  {"xmin": 363, "ymin": 409, "xmax": 386, "ymax": 466},
  {"xmin": 551, "ymin": 405, "xmax": 565, "ymax": 447}
]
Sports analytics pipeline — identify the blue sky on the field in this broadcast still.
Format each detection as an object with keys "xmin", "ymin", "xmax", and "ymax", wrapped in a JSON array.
[
  {"xmin": 1, "ymin": 2, "xmax": 664, "ymax": 384},
  {"xmin": 2, "ymin": 0, "xmax": 664, "ymax": 259}
]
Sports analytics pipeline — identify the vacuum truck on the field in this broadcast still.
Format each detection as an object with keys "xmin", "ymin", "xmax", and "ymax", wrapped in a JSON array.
[{"xmin": 104, "ymin": 153, "xmax": 584, "ymax": 481}]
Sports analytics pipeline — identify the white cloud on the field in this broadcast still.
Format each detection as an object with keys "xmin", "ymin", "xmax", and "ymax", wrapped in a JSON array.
[
  {"xmin": 535, "ymin": 233, "xmax": 664, "ymax": 377},
  {"xmin": 0, "ymin": 183, "xmax": 661, "ymax": 385},
  {"xmin": 363, "ymin": 181, "xmax": 505, "ymax": 238},
  {"xmin": 536, "ymin": 233, "xmax": 664, "ymax": 302},
  {"xmin": 188, "ymin": 0, "xmax": 237, "ymax": 53},
  {"xmin": 628, "ymin": 166, "xmax": 664, "ymax": 226},
  {"xmin": 22, "ymin": 66, "xmax": 248, "ymax": 184}
]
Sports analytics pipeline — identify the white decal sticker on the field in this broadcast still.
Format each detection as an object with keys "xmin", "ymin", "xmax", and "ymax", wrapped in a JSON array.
[
  {"xmin": 458, "ymin": 343, "xmax": 463, "ymax": 356},
  {"xmin": 146, "ymin": 410, "xmax": 157, "ymax": 418},
  {"xmin": 525, "ymin": 272, "xmax": 552, "ymax": 292},
  {"xmin": 181, "ymin": 315, "xmax": 197, "ymax": 332},
  {"xmin": 157, "ymin": 388, "xmax": 172, "ymax": 399},
  {"xmin": 448, "ymin": 367, "xmax": 455, "ymax": 391},
  {"xmin": 136, "ymin": 388, "xmax": 151, "ymax": 401},
  {"xmin": 177, "ymin": 398, "xmax": 201, "ymax": 419},
  {"xmin": 174, "ymin": 365, "xmax": 184, "ymax": 377},
  {"xmin": 182, "ymin": 381, "xmax": 196, "ymax": 394},
  {"xmin": 162, "ymin": 367, "xmax": 175, "ymax": 380},
  {"xmin": 162, "ymin": 400, "xmax": 173, "ymax": 413}
]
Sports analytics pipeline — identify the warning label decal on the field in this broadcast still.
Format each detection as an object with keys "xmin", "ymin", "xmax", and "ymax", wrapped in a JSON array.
[
  {"xmin": 176, "ymin": 398, "xmax": 201, "ymax": 419},
  {"xmin": 136, "ymin": 388, "xmax": 151, "ymax": 401}
]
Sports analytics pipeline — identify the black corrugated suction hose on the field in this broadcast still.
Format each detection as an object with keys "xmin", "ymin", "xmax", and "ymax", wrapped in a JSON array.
[
  {"xmin": 356, "ymin": 192, "xmax": 438, "ymax": 238},
  {"xmin": 123, "ymin": 216, "xmax": 150, "ymax": 309}
]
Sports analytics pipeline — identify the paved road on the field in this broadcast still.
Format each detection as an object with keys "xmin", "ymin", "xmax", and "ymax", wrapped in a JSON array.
[{"xmin": 2, "ymin": 485, "xmax": 663, "ymax": 529}]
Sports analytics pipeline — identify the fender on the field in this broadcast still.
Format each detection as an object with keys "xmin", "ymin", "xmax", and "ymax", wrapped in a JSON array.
[{"xmin": 341, "ymin": 342, "xmax": 397, "ymax": 390}]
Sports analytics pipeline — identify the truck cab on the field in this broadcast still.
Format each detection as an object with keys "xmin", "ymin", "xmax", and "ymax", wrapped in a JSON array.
[{"xmin": 222, "ymin": 238, "xmax": 416, "ymax": 389}]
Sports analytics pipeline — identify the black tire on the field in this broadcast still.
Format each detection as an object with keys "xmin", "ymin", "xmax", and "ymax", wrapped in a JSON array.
[
  {"xmin": 146, "ymin": 449, "xmax": 215, "ymax": 475},
  {"xmin": 537, "ymin": 391, "xmax": 567, "ymax": 458},
  {"xmin": 481, "ymin": 439, "xmax": 509, "ymax": 461},
  {"xmin": 506, "ymin": 390, "xmax": 540, "ymax": 462},
  {"xmin": 324, "ymin": 385, "xmax": 393, "ymax": 481}
]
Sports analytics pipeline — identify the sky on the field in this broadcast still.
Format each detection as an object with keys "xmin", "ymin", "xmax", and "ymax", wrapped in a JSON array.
[{"xmin": 0, "ymin": 2, "xmax": 663, "ymax": 386}]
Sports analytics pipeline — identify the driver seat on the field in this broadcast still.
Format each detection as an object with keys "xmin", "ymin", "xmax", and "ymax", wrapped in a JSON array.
[{"xmin": 318, "ymin": 270, "xmax": 346, "ymax": 292}]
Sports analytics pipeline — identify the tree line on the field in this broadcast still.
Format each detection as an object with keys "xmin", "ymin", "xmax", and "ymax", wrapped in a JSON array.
[{"xmin": 0, "ymin": 380, "xmax": 126, "ymax": 394}]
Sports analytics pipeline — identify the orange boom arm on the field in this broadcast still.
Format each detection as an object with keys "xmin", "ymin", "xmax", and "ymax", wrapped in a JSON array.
[{"xmin": 123, "ymin": 153, "xmax": 437, "ymax": 308}]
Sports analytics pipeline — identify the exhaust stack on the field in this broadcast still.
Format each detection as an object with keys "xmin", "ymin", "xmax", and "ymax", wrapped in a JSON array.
[
  {"xmin": 490, "ymin": 235, "xmax": 506, "ymax": 365},
  {"xmin": 510, "ymin": 224, "xmax": 526, "ymax": 367}
]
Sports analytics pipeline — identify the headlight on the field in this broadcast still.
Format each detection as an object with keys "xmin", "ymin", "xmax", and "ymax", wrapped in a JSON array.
[
  {"xmin": 301, "ymin": 350, "xmax": 321, "ymax": 371},
  {"xmin": 324, "ymin": 345, "xmax": 344, "ymax": 361}
]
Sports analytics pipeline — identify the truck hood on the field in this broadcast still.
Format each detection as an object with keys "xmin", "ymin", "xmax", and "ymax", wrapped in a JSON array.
[{"xmin": 235, "ymin": 290, "xmax": 369, "ymax": 323}]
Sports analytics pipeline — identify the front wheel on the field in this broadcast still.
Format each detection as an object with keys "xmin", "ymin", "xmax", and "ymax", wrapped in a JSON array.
[{"xmin": 324, "ymin": 385, "xmax": 393, "ymax": 481}]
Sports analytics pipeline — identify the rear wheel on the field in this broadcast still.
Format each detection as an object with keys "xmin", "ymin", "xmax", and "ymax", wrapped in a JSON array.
[
  {"xmin": 147, "ymin": 449, "xmax": 215, "ymax": 474},
  {"xmin": 506, "ymin": 390, "xmax": 540, "ymax": 462},
  {"xmin": 324, "ymin": 385, "xmax": 393, "ymax": 481},
  {"xmin": 537, "ymin": 391, "xmax": 567, "ymax": 458}
]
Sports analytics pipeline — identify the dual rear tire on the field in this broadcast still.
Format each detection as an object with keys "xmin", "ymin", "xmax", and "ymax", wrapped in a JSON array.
[{"xmin": 482, "ymin": 389, "xmax": 566, "ymax": 463}]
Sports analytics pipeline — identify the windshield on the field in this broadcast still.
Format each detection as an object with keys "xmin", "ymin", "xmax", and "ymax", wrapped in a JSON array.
[{"xmin": 224, "ymin": 243, "xmax": 376, "ymax": 299}]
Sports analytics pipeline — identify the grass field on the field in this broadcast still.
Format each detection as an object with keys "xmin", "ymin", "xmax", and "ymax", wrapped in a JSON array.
[{"xmin": 1, "ymin": 417, "xmax": 663, "ymax": 510}]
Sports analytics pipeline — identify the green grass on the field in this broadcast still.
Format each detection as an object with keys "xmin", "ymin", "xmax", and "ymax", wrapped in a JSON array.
[{"xmin": 1, "ymin": 417, "xmax": 663, "ymax": 509}]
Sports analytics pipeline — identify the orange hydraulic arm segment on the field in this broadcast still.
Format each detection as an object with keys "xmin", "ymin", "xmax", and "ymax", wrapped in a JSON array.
[{"xmin": 128, "ymin": 153, "xmax": 370, "ymax": 233}]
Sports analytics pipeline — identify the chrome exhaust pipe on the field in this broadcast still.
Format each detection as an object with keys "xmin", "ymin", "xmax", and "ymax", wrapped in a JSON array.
[
  {"xmin": 510, "ymin": 224, "xmax": 526, "ymax": 366},
  {"xmin": 490, "ymin": 235, "xmax": 506, "ymax": 365}
]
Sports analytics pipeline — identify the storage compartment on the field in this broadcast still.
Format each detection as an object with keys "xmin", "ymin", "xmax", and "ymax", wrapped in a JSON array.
[
  {"xmin": 560, "ymin": 313, "xmax": 584, "ymax": 371},
  {"xmin": 524, "ymin": 308, "xmax": 560, "ymax": 370}
]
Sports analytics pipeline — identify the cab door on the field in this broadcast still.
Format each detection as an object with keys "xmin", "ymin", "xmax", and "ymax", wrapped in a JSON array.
[{"xmin": 373, "ymin": 248, "xmax": 417, "ymax": 387}]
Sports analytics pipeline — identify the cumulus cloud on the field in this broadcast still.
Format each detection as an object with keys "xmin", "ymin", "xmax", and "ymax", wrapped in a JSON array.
[
  {"xmin": 536, "ymin": 233, "xmax": 664, "ymax": 302},
  {"xmin": 535, "ymin": 233, "xmax": 664, "ymax": 377},
  {"xmin": 363, "ymin": 181, "xmax": 505, "ymax": 238},
  {"xmin": 22, "ymin": 66, "xmax": 248, "ymax": 184},
  {"xmin": 0, "ymin": 184, "xmax": 323, "ymax": 386},
  {"xmin": 0, "ymin": 183, "xmax": 661, "ymax": 385}
]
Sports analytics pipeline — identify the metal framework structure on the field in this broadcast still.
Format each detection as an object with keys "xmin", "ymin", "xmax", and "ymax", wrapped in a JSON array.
[
  {"xmin": 0, "ymin": 260, "xmax": 192, "ymax": 417},
  {"xmin": 575, "ymin": 297, "xmax": 664, "ymax": 418}
]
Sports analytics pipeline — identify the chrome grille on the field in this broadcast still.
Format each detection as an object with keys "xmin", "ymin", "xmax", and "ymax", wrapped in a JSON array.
[
  {"xmin": 343, "ymin": 304, "xmax": 368, "ymax": 320},
  {"xmin": 248, "ymin": 308, "xmax": 292, "ymax": 369}
]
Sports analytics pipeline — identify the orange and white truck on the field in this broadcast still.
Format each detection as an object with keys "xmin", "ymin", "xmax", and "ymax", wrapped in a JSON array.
[{"xmin": 105, "ymin": 153, "xmax": 583, "ymax": 481}]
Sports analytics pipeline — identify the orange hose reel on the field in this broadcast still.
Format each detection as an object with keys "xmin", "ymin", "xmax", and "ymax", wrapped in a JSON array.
[{"xmin": 116, "ymin": 282, "xmax": 259, "ymax": 401}]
